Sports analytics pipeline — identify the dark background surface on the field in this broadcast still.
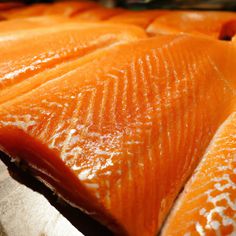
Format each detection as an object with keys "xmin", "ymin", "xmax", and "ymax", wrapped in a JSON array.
[
  {"xmin": 120, "ymin": 0, "xmax": 236, "ymax": 10},
  {"xmin": 0, "ymin": 0, "xmax": 236, "ymax": 9}
]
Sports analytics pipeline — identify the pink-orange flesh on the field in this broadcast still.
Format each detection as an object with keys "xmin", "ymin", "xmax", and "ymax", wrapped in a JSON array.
[
  {"xmin": 147, "ymin": 11, "xmax": 236, "ymax": 38},
  {"xmin": 73, "ymin": 7, "xmax": 125, "ymax": 21},
  {"xmin": 0, "ymin": 16, "xmax": 71, "ymax": 33},
  {"xmin": 2, "ymin": 4, "xmax": 49, "ymax": 19},
  {"xmin": 162, "ymin": 111, "xmax": 236, "ymax": 235},
  {"xmin": 0, "ymin": 23, "xmax": 146, "ymax": 95},
  {"xmin": 0, "ymin": 34, "xmax": 236, "ymax": 235},
  {"xmin": 107, "ymin": 10, "xmax": 170, "ymax": 28},
  {"xmin": 43, "ymin": 1, "xmax": 98, "ymax": 17},
  {"xmin": 1, "ymin": 4, "xmax": 236, "ymax": 236}
]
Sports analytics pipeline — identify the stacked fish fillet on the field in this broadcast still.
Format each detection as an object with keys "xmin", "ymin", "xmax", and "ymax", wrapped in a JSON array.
[{"xmin": 0, "ymin": 1, "xmax": 236, "ymax": 236}]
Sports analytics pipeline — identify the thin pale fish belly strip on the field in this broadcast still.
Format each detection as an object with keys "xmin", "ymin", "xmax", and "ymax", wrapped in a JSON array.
[
  {"xmin": 0, "ymin": 35, "xmax": 236, "ymax": 235},
  {"xmin": 162, "ymin": 111, "xmax": 236, "ymax": 236}
]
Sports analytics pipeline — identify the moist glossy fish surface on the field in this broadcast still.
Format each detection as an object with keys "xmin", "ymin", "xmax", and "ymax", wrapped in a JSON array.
[{"xmin": 0, "ymin": 33, "xmax": 236, "ymax": 235}]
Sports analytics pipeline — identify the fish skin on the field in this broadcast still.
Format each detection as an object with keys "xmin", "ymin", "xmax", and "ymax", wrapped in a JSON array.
[
  {"xmin": 0, "ymin": 23, "xmax": 146, "ymax": 94},
  {"xmin": 0, "ymin": 35, "xmax": 235, "ymax": 235},
  {"xmin": 147, "ymin": 11, "xmax": 236, "ymax": 39},
  {"xmin": 161, "ymin": 111, "xmax": 236, "ymax": 236}
]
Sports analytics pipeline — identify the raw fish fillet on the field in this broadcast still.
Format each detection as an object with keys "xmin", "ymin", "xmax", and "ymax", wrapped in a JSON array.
[
  {"xmin": 2, "ymin": 4, "xmax": 49, "ymax": 19},
  {"xmin": 107, "ymin": 10, "xmax": 169, "ymax": 28},
  {"xmin": 147, "ymin": 11, "xmax": 236, "ymax": 38},
  {"xmin": 73, "ymin": 7, "xmax": 125, "ymax": 21},
  {"xmin": 43, "ymin": 1, "xmax": 98, "ymax": 17},
  {"xmin": 0, "ymin": 15, "xmax": 5, "ymax": 21},
  {"xmin": 0, "ymin": 34, "xmax": 235, "ymax": 235},
  {"xmin": 0, "ymin": 16, "xmax": 70, "ymax": 33},
  {"xmin": 0, "ymin": 23, "xmax": 146, "ymax": 97},
  {"xmin": 162, "ymin": 111, "xmax": 236, "ymax": 235}
]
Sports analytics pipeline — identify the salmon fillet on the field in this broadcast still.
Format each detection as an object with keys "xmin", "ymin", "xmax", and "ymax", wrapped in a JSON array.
[
  {"xmin": 0, "ymin": 34, "xmax": 235, "ymax": 235},
  {"xmin": 2, "ymin": 4, "xmax": 49, "ymax": 19},
  {"xmin": 73, "ymin": 7, "xmax": 125, "ymax": 21},
  {"xmin": 147, "ymin": 11, "xmax": 236, "ymax": 38},
  {"xmin": 0, "ymin": 23, "xmax": 146, "ymax": 96},
  {"xmin": 162, "ymin": 111, "xmax": 236, "ymax": 235},
  {"xmin": 107, "ymin": 10, "xmax": 169, "ymax": 28},
  {"xmin": 2, "ymin": 1, "xmax": 98, "ymax": 19},
  {"xmin": 43, "ymin": 1, "xmax": 98, "ymax": 17},
  {"xmin": 0, "ymin": 16, "xmax": 71, "ymax": 33},
  {"xmin": 0, "ymin": 15, "xmax": 5, "ymax": 21}
]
